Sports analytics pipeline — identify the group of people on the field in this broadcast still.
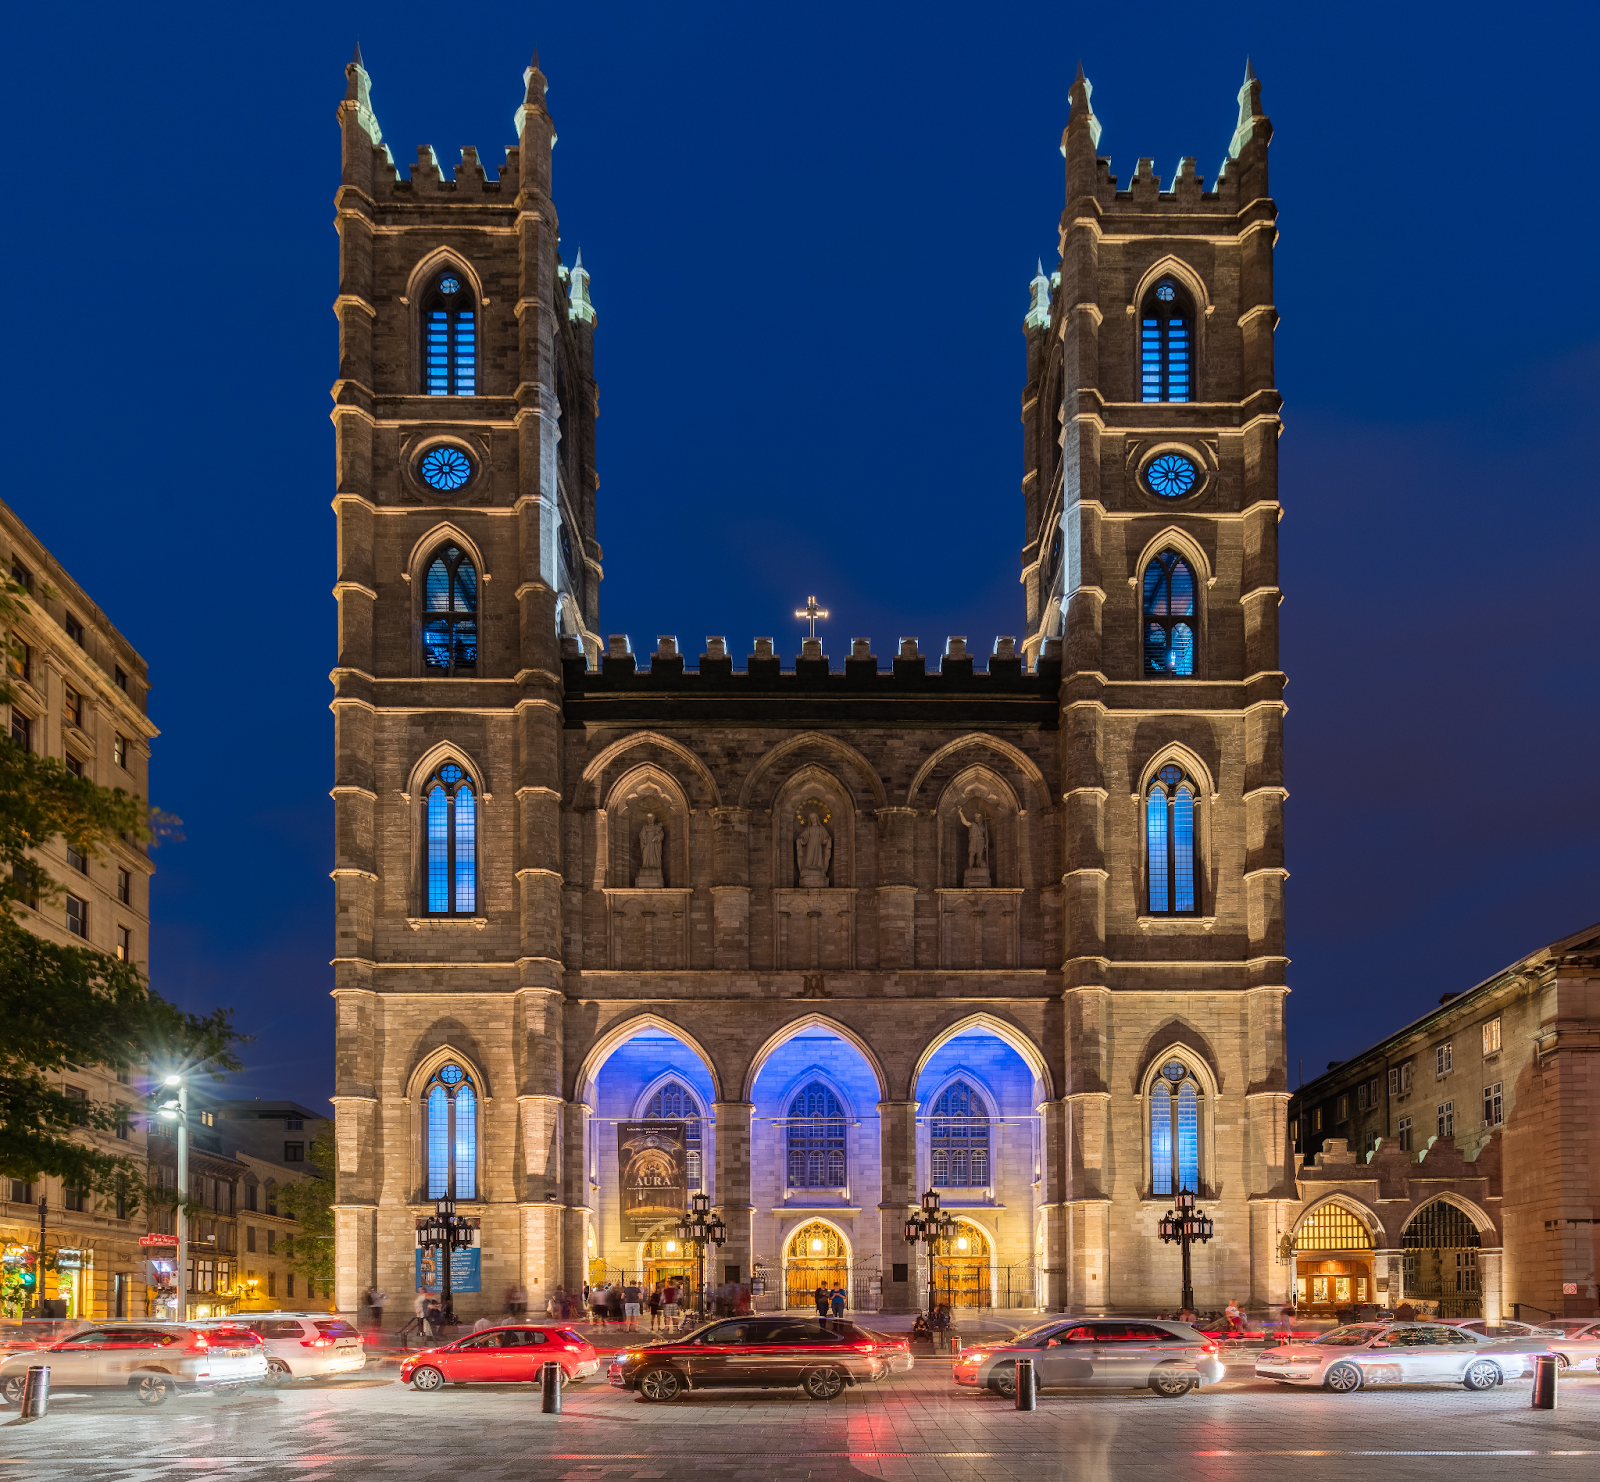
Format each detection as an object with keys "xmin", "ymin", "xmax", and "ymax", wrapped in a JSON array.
[
  {"xmin": 564, "ymin": 1278, "xmax": 718, "ymax": 1331},
  {"xmin": 811, "ymin": 1283, "xmax": 849, "ymax": 1323}
]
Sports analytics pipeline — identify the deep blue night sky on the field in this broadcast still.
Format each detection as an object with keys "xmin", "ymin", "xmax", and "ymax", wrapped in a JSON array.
[{"xmin": 2, "ymin": 2, "xmax": 1595, "ymax": 1109}]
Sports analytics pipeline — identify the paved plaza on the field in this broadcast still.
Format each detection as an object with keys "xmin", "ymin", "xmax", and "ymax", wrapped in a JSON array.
[{"xmin": 2, "ymin": 1362, "xmax": 1597, "ymax": 1482}]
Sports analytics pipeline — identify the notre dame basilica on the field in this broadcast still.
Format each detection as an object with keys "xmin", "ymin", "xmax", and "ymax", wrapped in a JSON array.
[{"xmin": 329, "ymin": 47, "xmax": 1292, "ymax": 1319}]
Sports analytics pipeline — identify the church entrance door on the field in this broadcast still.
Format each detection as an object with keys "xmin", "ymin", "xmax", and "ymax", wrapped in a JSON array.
[
  {"xmin": 933, "ymin": 1221, "xmax": 992, "ymax": 1308},
  {"xmin": 639, "ymin": 1236, "xmax": 695, "ymax": 1296},
  {"xmin": 784, "ymin": 1221, "xmax": 850, "ymax": 1309}
]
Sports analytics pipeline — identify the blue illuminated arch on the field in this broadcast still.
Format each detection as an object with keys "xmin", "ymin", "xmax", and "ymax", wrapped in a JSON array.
[
  {"xmin": 424, "ymin": 762, "xmax": 478, "ymax": 915},
  {"xmin": 424, "ymin": 1062, "xmax": 478, "ymax": 1199},
  {"xmin": 1147, "ymin": 765, "xmax": 1199, "ymax": 915}
]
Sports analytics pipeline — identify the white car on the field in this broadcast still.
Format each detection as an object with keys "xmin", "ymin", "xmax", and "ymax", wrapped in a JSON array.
[
  {"xmin": 1434, "ymin": 1318, "xmax": 1563, "ymax": 1340},
  {"xmin": 0, "ymin": 1320, "xmax": 267, "ymax": 1405},
  {"xmin": 240, "ymin": 1314, "xmax": 366, "ymax": 1381},
  {"xmin": 1255, "ymin": 1321, "xmax": 1531, "ymax": 1393},
  {"xmin": 1544, "ymin": 1319, "xmax": 1600, "ymax": 1371}
]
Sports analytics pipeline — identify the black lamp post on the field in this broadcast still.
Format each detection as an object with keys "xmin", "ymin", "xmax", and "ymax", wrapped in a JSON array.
[
  {"xmin": 674, "ymin": 1191, "xmax": 727, "ymax": 1321},
  {"xmin": 416, "ymin": 1193, "xmax": 474, "ymax": 1326},
  {"xmin": 1156, "ymin": 1188, "xmax": 1214, "ymax": 1316},
  {"xmin": 904, "ymin": 1186, "xmax": 957, "ymax": 1321}
]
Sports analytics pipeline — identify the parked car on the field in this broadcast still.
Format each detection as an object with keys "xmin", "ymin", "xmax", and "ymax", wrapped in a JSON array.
[
  {"xmin": 849, "ymin": 1324, "xmax": 914, "ymax": 1375},
  {"xmin": 1544, "ymin": 1319, "xmax": 1600, "ymax": 1371},
  {"xmin": 402, "ymin": 1324, "xmax": 599, "ymax": 1391},
  {"xmin": 0, "ymin": 1321, "xmax": 266, "ymax": 1406},
  {"xmin": 1434, "ymin": 1317, "xmax": 1563, "ymax": 1340},
  {"xmin": 219, "ymin": 1314, "xmax": 366, "ymax": 1382},
  {"xmin": 951, "ymin": 1318, "xmax": 1224, "ymax": 1398},
  {"xmin": 1255, "ymin": 1321, "xmax": 1542, "ymax": 1392},
  {"xmin": 0, "ymin": 1319, "xmax": 87, "ymax": 1357},
  {"xmin": 608, "ymin": 1315, "xmax": 886, "ymax": 1402}
]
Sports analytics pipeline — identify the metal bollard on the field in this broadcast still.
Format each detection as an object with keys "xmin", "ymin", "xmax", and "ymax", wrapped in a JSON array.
[
  {"xmin": 20, "ymin": 1366, "xmax": 49, "ymax": 1419},
  {"xmin": 1531, "ymin": 1354, "xmax": 1558, "ymax": 1410},
  {"xmin": 540, "ymin": 1360, "xmax": 563, "ymax": 1414},
  {"xmin": 1014, "ymin": 1357, "xmax": 1037, "ymax": 1411},
  {"xmin": 950, "ymin": 1336, "xmax": 962, "ymax": 1358}
]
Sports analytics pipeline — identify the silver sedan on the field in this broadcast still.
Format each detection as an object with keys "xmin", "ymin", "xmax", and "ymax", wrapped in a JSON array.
[
  {"xmin": 1545, "ymin": 1319, "xmax": 1600, "ymax": 1372},
  {"xmin": 1256, "ymin": 1322, "xmax": 1530, "ymax": 1393}
]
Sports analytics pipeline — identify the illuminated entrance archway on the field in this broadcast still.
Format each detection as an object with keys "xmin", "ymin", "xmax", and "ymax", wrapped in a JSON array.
[
  {"xmin": 1402, "ymin": 1199, "xmax": 1484, "ymax": 1319},
  {"xmin": 1293, "ymin": 1201, "xmax": 1375, "ymax": 1312},
  {"xmin": 784, "ymin": 1221, "xmax": 851, "ymax": 1309},
  {"xmin": 933, "ymin": 1220, "xmax": 993, "ymax": 1309}
]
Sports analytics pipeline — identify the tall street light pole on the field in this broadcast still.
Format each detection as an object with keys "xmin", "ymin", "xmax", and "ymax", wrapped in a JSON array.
[
  {"xmin": 158, "ymin": 1074, "xmax": 188, "ymax": 1321},
  {"xmin": 1157, "ymin": 1188, "xmax": 1214, "ymax": 1316},
  {"xmin": 674, "ymin": 1192, "xmax": 726, "ymax": 1321},
  {"xmin": 904, "ymin": 1187, "xmax": 956, "ymax": 1322}
]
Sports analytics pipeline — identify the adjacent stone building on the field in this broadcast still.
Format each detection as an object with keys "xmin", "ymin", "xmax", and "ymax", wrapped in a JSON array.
[
  {"xmin": 1285, "ymin": 921, "xmax": 1600, "ymax": 1323},
  {"xmin": 330, "ymin": 51, "xmax": 1294, "ymax": 1320}
]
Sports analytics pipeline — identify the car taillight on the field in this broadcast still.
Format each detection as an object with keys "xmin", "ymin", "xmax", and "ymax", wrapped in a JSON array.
[
  {"xmin": 186, "ymin": 1332, "xmax": 209, "ymax": 1352},
  {"xmin": 301, "ymin": 1337, "xmax": 337, "ymax": 1347},
  {"xmin": 1201, "ymin": 1342, "xmax": 1219, "ymax": 1354}
]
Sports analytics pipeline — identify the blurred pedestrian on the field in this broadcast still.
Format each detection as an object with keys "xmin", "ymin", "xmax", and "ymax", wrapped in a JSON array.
[
  {"xmin": 814, "ymin": 1283, "xmax": 829, "ymax": 1318},
  {"xmin": 415, "ymin": 1288, "xmax": 432, "ymax": 1339},
  {"xmin": 607, "ymin": 1284, "xmax": 625, "ymax": 1326},
  {"xmin": 663, "ymin": 1280, "xmax": 680, "ymax": 1328},
  {"xmin": 624, "ymin": 1278, "xmax": 643, "ymax": 1331},
  {"xmin": 648, "ymin": 1283, "xmax": 664, "ymax": 1331},
  {"xmin": 367, "ymin": 1285, "xmax": 386, "ymax": 1329},
  {"xmin": 1225, "ymin": 1297, "xmax": 1243, "ymax": 1334},
  {"xmin": 509, "ymin": 1283, "xmax": 527, "ymax": 1318}
]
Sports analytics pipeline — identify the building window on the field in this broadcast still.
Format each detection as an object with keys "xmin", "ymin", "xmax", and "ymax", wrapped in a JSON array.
[
  {"xmin": 199, "ymin": 1110, "xmax": 214, "ymax": 1128},
  {"xmin": 423, "ymin": 763, "xmax": 478, "ymax": 915},
  {"xmin": 1398, "ymin": 1115, "xmax": 1413, "ymax": 1151},
  {"xmin": 1436, "ymin": 1042, "xmax": 1452, "ymax": 1076},
  {"xmin": 641, "ymin": 1081, "xmax": 703, "ymax": 1191},
  {"xmin": 64, "ymin": 614, "xmax": 84, "ymax": 646},
  {"xmin": 284, "ymin": 1142, "xmax": 304, "ymax": 1163},
  {"xmin": 1140, "ymin": 278, "xmax": 1193, "ymax": 402},
  {"xmin": 1436, "ymin": 1101, "xmax": 1454, "ymax": 1139},
  {"xmin": 116, "ymin": 868, "xmax": 131, "ymax": 905},
  {"xmin": 1483, "ymin": 1082, "xmax": 1503, "ymax": 1127},
  {"xmin": 786, "ymin": 1081, "xmax": 846, "ymax": 1188},
  {"xmin": 1311, "ymin": 1106, "xmax": 1322, "ymax": 1132},
  {"xmin": 286, "ymin": 1117, "xmax": 303, "ymax": 1130},
  {"xmin": 246, "ymin": 1225, "xmax": 256, "ymax": 1253},
  {"xmin": 1482, "ymin": 1018, "xmax": 1501, "ymax": 1056},
  {"xmin": 267, "ymin": 1270, "xmax": 276, "ymax": 1298},
  {"xmin": 1335, "ymin": 1094, "xmax": 1349, "ymax": 1122},
  {"xmin": 422, "ymin": 545, "xmax": 478, "ymax": 676},
  {"xmin": 7, "ymin": 641, "xmax": 29, "ymax": 683},
  {"xmin": 11, "ymin": 560, "xmax": 32, "ymax": 592},
  {"xmin": 930, "ymin": 1080, "xmax": 990, "ymax": 1188},
  {"xmin": 246, "ymin": 1183, "xmax": 257, "ymax": 1213},
  {"xmin": 265, "ymin": 1183, "xmax": 277, "ymax": 1217},
  {"xmin": 11, "ymin": 711, "xmax": 31, "ymax": 751},
  {"xmin": 1149, "ymin": 1060, "xmax": 1200, "ymax": 1196},
  {"xmin": 115, "ymin": 925, "xmax": 131, "ymax": 961},
  {"xmin": 66, "ymin": 844, "xmax": 88, "ymax": 874},
  {"xmin": 423, "ymin": 271, "xmax": 477, "ymax": 395},
  {"xmin": 65, "ymin": 754, "xmax": 83, "ymax": 778},
  {"xmin": 62, "ymin": 685, "xmax": 81, "ymax": 728},
  {"xmin": 424, "ymin": 1062, "xmax": 478, "ymax": 1200},
  {"xmin": 1146, "ymin": 765, "xmax": 1199, "ymax": 914},
  {"xmin": 113, "ymin": 733, "xmax": 128, "ymax": 769},
  {"xmin": 65, "ymin": 894, "xmax": 87, "ymax": 938},
  {"xmin": 266, "ymin": 1230, "xmax": 276, "ymax": 1254},
  {"xmin": 114, "ymin": 665, "xmax": 127, "ymax": 691},
  {"xmin": 64, "ymin": 1186, "xmax": 85, "ymax": 1212},
  {"xmin": 287, "ymin": 1273, "xmax": 296, "ymax": 1298},
  {"xmin": 115, "ymin": 1104, "xmax": 130, "ymax": 1141},
  {"xmin": 1142, "ymin": 551, "xmax": 1196, "ymax": 675},
  {"xmin": 9, "ymin": 1181, "xmax": 31, "ymax": 1203}
]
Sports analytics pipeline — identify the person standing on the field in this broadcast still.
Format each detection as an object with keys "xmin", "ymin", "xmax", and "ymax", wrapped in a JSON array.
[
  {"xmin": 663, "ymin": 1279, "xmax": 680, "ymax": 1329},
  {"xmin": 367, "ymin": 1285, "xmax": 386, "ymax": 1330},
  {"xmin": 623, "ymin": 1277, "xmax": 643, "ymax": 1331},
  {"xmin": 1225, "ymin": 1297, "xmax": 1243, "ymax": 1334},
  {"xmin": 414, "ymin": 1288, "xmax": 432, "ymax": 1340},
  {"xmin": 814, "ymin": 1283, "xmax": 829, "ymax": 1319},
  {"xmin": 607, "ymin": 1283, "xmax": 625, "ymax": 1327},
  {"xmin": 648, "ymin": 1283, "xmax": 663, "ymax": 1331},
  {"xmin": 830, "ymin": 1286, "xmax": 846, "ymax": 1323},
  {"xmin": 510, "ymin": 1283, "xmax": 527, "ymax": 1318}
]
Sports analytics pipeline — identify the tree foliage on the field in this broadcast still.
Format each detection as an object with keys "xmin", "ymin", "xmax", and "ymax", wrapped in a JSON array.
[
  {"xmin": 278, "ymin": 1125, "xmax": 336, "ymax": 1294},
  {"xmin": 0, "ymin": 577, "xmax": 241, "ymax": 1208}
]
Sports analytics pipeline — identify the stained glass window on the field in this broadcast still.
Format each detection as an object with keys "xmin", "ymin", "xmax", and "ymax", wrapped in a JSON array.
[
  {"xmin": 930, "ymin": 1080, "xmax": 991, "ymax": 1187},
  {"xmin": 424, "ymin": 1064, "xmax": 477, "ymax": 1200},
  {"xmin": 1143, "ymin": 551, "xmax": 1196, "ymax": 675},
  {"xmin": 1145, "ymin": 453, "xmax": 1198, "ymax": 498},
  {"xmin": 643, "ymin": 1080, "xmax": 703, "ymax": 1191},
  {"xmin": 424, "ymin": 761, "xmax": 478, "ymax": 915},
  {"xmin": 422, "ymin": 544, "xmax": 478, "ymax": 676},
  {"xmin": 423, "ymin": 271, "xmax": 476, "ymax": 395},
  {"xmin": 1140, "ymin": 278, "xmax": 1192, "ymax": 402},
  {"xmin": 420, "ymin": 446, "xmax": 473, "ymax": 491},
  {"xmin": 787, "ymin": 1082, "xmax": 846, "ymax": 1188},
  {"xmin": 1151, "ymin": 1063, "xmax": 1201, "ymax": 1196},
  {"xmin": 1147, "ymin": 764, "xmax": 1199, "ymax": 915}
]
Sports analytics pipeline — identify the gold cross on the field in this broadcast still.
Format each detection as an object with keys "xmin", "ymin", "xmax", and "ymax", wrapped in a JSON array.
[{"xmin": 795, "ymin": 595, "xmax": 829, "ymax": 638}]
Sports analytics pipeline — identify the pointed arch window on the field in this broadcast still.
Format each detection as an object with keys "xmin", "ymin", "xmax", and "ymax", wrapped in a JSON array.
[
  {"xmin": 423, "ymin": 271, "xmax": 476, "ymax": 395},
  {"xmin": 930, "ymin": 1080, "xmax": 991, "ymax": 1188},
  {"xmin": 786, "ymin": 1081, "xmax": 846, "ymax": 1189},
  {"xmin": 424, "ymin": 763, "xmax": 478, "ymax": 915},
  {"xmin": 424, "ymin": 1062, "xmax": 478, "ymax": 1200},
  {"xmin": 1141, "ymin": 278, "xmax": 1192, "ymax": 402},
  {"xmin": 423, "ymin": 545, "xmax": 478, "ymax": 676},
  {"xmin": 1146, "ymin": 764, "xmax": 1199, "ymax": 915},
  {"xmin": 642, "ymin": 1080, "xmax": 703, "ymax": 1192},
  {"xmin": 1150, "ymin": 1060, "xmax": 1200, "ymax": 1196},
  {"xmin": 1143, "ymin": 551, "xmax": 1196, "ymax": 675}
]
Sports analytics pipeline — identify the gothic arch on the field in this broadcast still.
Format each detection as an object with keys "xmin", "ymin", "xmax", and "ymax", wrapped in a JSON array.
[
  {"xmin": 771, "ymin": 764, "xmax": 857, "ymax": 889},
  {"xmin": 909, "ymin": 1012, "xmax": 1053, "ymax": 1103},
  {"xmin": 919, "ymin": 1065, "xmax": 1001, "ymax": 1117},
  {"xmin": 405, "ymin": 526, "xmax": 489, "ymax": 679},
  {"xmin": 1132, "ymin": 741, "xmax": 1216, "ymax": 800},
  {"xmin": 573, "ymin": 1011, "xmax": 724, "ymax": 1106},
  {"xmin": 906, "ymin": 735, "xmax": 1048, "ymax": 810},
  {"xmin": 631, "ymin": 1070, "xmax": 712, "ymax": 1120},
  {"xmin": 602, "ymin": 762, "xmax": 693, "ymax": 890},
  {"xmin": 1296, "ymin": 1193, "xmax": 1383, "ymax": 1243},
  {"xmin": 1132, "ymin": 254, "xmax": 1212, "ymax": 319},
  {"xmin": 406, "ymin": 1042, "xmax": 491, "ymax": 1101},
  {"xmin": 741, "ymin": 1014, "xmax": 888, "ymax": 1103},
  {"xmin": 406, "ymin": 522, "xmax": 489, "ymax": 586},
  {"xmin": 935, "ymin": 764, "xmax": 1022, "ymax": 889},
  {"xmin": 1400, "ymin": 1190, "xmax": 1499, "ymax": 1239},
  {"xmin": 769, "ymin": 1065, "xmax": 860, "ymax": 1123},
  {"xmin": 405, "ymin": 247, "xmax": 487, "ymax": 307},
  {"xmin": 1131, "ymin": 526, "xmax": 1214, "ymax": 590},
  {"xmin": 1135, "ymin": 1034, "xmax": 1221, "ymax": 1097},
  {"xmin": 779, "ymin": 1214, "xmax": 853, "ymax": 1268},
  {"xmin": 404, "ymin": 1043, "xmax": 490, "ymax": 1205},
  {"xmin": 580, "ymin": 732, "xmax": 721, "ymax": 810},
  {"xmin": 737, "ymin": 732, "xmax": 886, "ymax": 811},
  {"xmin": 405, "ymin": 740, "xmax": 492, "ymax": 802}
]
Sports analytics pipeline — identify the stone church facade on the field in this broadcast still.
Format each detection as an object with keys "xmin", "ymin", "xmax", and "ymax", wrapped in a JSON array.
[{"xmin": 329, "ymin": 50, "xmax": 1295, "ymax": 1319}]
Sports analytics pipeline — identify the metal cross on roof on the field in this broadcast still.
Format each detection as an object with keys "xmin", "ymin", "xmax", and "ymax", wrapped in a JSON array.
[{"xmin": 795, "ymin": 595, "xmax": 829, "ymax": 639}]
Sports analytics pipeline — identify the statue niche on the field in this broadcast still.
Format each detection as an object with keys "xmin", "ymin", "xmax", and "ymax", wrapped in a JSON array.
[
  {"xmin": 795, "ymin": 804, "xmax": 833, "ymax": 888},
  {"xmin": 957, "ymin": 805, "xmax": 990, "ymax": 888},
  {"xmin": 636, "ymin": 812, "xmax": 665, "ymax": 889}
]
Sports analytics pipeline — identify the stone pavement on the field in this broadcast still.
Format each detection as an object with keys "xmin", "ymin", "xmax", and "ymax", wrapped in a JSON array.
[{"xmin": 2, "ymin": 1362, "xmax": 1596, "ymax": 1481}]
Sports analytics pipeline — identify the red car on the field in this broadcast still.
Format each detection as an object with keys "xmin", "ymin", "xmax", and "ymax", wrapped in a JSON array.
[{"xmin": 401, "ymin": 1325, "xmax": 599, "ymax": 1392}]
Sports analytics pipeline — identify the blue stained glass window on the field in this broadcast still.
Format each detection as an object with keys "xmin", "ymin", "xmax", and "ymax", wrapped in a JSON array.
[
  {"xmin": 1140, "ymin": 279, "xmax": 1192, "ymax": 402},
  {"xmin": 930, "ymin": 1080, "xmax": 991, "ymax": 1188},
  {"xmin": 439, "ymin": 1064, "xmax": 465, "ymax": 1086},
  {"xmin": 427, "ymin": 1084, "xmax": 449, "ymax": 1198},
  {"xmin": 427, "ymin": 786, "xmax": 449, "ymax": 912},
  {"xmin": 453, "ymin": 1083, "xmax": 477, "ymax": 1200},
  {"xmin": 1150, "ymin": 1085, "xmax": 1173, "ymax": 1196},
  {"xmin": 1143, "ymin": 551, "xmax": 1197, "ymax": 676},
  {"xmin": 424, "ymin": 763, "xmax": 477, "ymax": 915},
  {"xmin": 1148, "ymin": 765, "xmax": 1198, "ymax": 915},
  {"xmin": 1146, "ymin": 454, "xmax": 1198, "ymax": 499},
  {"xmin": 421, "ymin": 545, "xmax": 477, "ymax": 676},
  {"xmin": 1177, "ymin": 1082, "xmax": 1199, "ymax": 1192},
  {"xmin": 420, "ymin": 446, "xmax": 473, "ymax": 491},
  {"xmin": 787, "ymin": 1081, "xmax": 846, "ymax": 1188},
  {"xmin": 1147, "ymin": 788, "xmax": 1170, "ymax": 913},
  {"xmin": 423, "ymin": 272, "xmax": 476, "ymax": 395},
  {"xmin": 454, "ymin": 786, "xmax": 477, "ymax": 912},
  {"xmin": 644, "ymin": 1081, "xmax": 703, "ymax": 1190}
]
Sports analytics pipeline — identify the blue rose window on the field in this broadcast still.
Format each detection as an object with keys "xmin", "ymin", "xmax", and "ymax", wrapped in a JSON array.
[
  {"xmin": 437, "ymin": 275, "xmax": 462, "ymax": 295},
  {"xmin": 421, "ymin": 446, "xmax": 473, "ymax": 491},
  {"xmin": 1146, "ymin": 453, "xmax": 1198, "ymax": 499},
  {"xmin": 1155, "ymin": 281, "xmax": 1175, "ymax": 302}
]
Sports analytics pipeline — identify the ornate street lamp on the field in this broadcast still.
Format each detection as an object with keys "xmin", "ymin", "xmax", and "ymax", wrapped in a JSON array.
[
  {"xmin": 674, "ymin": 1191, "xmax": 727, "ymax": 1321},
  {"xmin": 903, "ymin": 1186, "xmax": 957, "ymax": 1322},
  {"xmin": 1156, "ymin": 1188, "xmax": 1214, "ymax": 1316},
  {"xmin": 415, "ymin": 1192, "xmax": 475, "ymax": 1326}
]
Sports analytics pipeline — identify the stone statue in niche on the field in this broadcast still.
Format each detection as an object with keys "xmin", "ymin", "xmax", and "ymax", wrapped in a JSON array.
[
  {"xmin": 958, "ymin": 805, "xmax": 991, "ymax": 888},
  {"xmin": 795, "ymin": 805, "xmax": 833, "ymax": 888},
  {"xmin": 636, "ymin": 812, "xmax": 665, "ymax": 889}
]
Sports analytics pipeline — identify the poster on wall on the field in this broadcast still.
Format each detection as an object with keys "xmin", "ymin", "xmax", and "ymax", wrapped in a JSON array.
[
  {"xmin": 617, "ymin": 1121, "xmax": 688, "ymax": 1238},
  {"xmin": 415, "ymin": 1246, "xmax": 482, "ymax": 1294}
]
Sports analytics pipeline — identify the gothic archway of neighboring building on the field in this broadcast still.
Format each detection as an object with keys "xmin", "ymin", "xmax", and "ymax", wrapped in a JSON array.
[
  {"xmin": 933, "ymin": 1219, "xmax": 993, "ymax": 1309},
  {"xmin": 1401, "ymin": 1198, "xmax": 1485, "ymax": 1319},
  {"xmin": 1293, "ymin": 1200, "xmax": 1377, "ymax": 1313},
  {"xmin": 783, "ymin": 1220, "xmax": 852, "ymax": 1310}
]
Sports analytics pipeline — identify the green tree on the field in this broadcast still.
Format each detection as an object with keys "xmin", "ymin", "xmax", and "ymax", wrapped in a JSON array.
[
  {"xmin": 278, "ymin": 1125, "xmax": 336, "ymax": 1295},
  {"xmin": 0, "ymin": 575, "xmax": 241, "ymax": 1209}
]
